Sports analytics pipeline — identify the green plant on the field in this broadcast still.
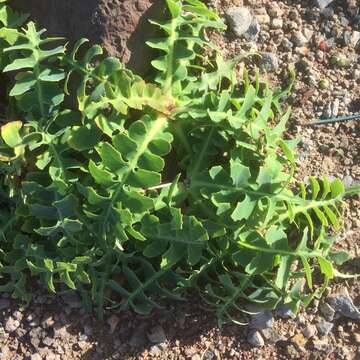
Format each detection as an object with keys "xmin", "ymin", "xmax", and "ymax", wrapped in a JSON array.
[{"xmin": 0, "ymin": 0, "xmax": 357, "ymax": 324}]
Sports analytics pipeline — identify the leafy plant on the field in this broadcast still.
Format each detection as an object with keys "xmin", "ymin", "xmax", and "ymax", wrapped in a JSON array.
[{"xmin": 0, "ymin": 0, "xmax": 357, "ymax": 324}]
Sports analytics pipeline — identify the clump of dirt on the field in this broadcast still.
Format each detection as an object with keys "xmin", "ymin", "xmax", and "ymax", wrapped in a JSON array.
[{"xmin": 11, "ymin": 0, "xmax": 164, "ymax": 74}]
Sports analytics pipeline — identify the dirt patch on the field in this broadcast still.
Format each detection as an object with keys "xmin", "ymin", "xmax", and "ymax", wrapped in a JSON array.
[{"xmin": 11, "ymin": 0, "xmax": 164, "ymax": 74}]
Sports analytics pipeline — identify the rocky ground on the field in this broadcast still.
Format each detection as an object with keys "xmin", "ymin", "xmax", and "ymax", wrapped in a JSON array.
[{"xmin": 1, "ymin": 0, "xmax": 360, "ymax": 359}]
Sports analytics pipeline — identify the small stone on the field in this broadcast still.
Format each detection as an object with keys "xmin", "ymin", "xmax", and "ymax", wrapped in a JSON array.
[
  {"xmin": 29, "ymin": 328, "xmax": 43, "ymax": 348},
  {"xmin": 247, "ymin": 330, "xmax": 264, "ymax": 347},
  {"xmin": 302, "ymin": 324, "xmax": 317, "ymax": 339},
  {"xmin": 259, "ymin": 52, "xmax": 279, "ymax": 72},
  {"xmin": 319, "ymin": 302, "xmax": 335, "ymax": 321},
  {"xmin": 327, "ymin": 288, "xmax": 360, "ymax": 320},
  {"xmin": 315, "ymin": 0, "xmax": 334, "ymax": 9},
  {"xmin": 253, "ymin": 7, "xmax": 270, "ymax": 24},
  {"xmin": 42, "ymin": 337, "xmax": 54, "ymax": 346},
  {"xmin": 353, "ymin": 333, "xmax": 360, "ymax": 344},
  {"xmin": 249, "ymin": 308, "xmax": 274, "ymax": 330},
  {"xmin": 271, "ymin": 18, "xmax": 283, "ymax": 29},
  {"xmin": 316, "ymin": 321, "xmax": 334, "ymax": 336},
  {"xmin": 275, "ymin": 304, "xmax": 295, "ymax": 319},
  {"xmin": 147, "ymin": 325, "xmax": 166, "ymax": 344},
  {"xmin": 342, "ymin": 175, "xmax": 353, "ymax": 188},
  {"xmin": 0, "ymin": 299, "xmax": 10, "ymax": 311},
  {"xmin": 331, "ymin": 99, "xmax": 340, "ymax": 117},
  {"xmin": 267, "ymin": 2, "xmax": 283, "ymax": 17},
  {"xmin": 149, "ymin": 345, "xmax": 162, "ymax": 357},
  {"xmin": 31, "ymin": 354, "xmax": 42, "ymax": 360},
  {"xmin": 5, "ymin": 317, "xmax": 20, "ymax": 333},
  {"xmin": 53, "ymin": 324, "xmax": 70, "ymax": 339},
  {"xmin": 107, "ymin": 315, "xmax": 120, "ymax": 334},
  {"xmin": 261, "ymin": 328, "xmax": 286, "ymax": 343},
  {"xmin": 191, "ymin": 355, "xmax": 201, "ymax": 360},
  {"xmin": 245, "ymin": 18, "xmax": 260, "ymax": 40},
  {"xmin": 281, "ymin": 38, "xmax": 293, "ymax": 51},
  {"xmin": 350, "ymin": 31, "xmax": 360, "ymax": 48},
  {"xmin": 312, "ymin": 338, "xmax": 329, "ymax": 351},
  {"xmin": 293, "ymin": 31, "xmax": 308, "ymax": 47},
  {"xmin": 225, "ymin": 7, "xmax": 253, "ymax": 38}
]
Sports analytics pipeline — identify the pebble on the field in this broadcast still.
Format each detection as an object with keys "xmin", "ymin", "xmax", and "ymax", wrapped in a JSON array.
[
  {"xmin": 253, "ymin": 7, "xmax": 270, "ymax": 24},
  {"xmin": 5, "ymin": 317, "xmax": 20, "ymax": 333},
  {"xmin": 350, "ymin": 31, "xmax": 360, "ymax": 48},
  {"xmin": 249, "ymin": 308, "xmax": 274, "ymax": 330},
  {"xmin": 147, "ymin": 325, "xmax": 166, "ymax": 344},
  {"xmin": 315, "ymin": 0, "xmax": 334, "ymax": 9},
  {"xmin": 302, "ymin": 324, "xmax": 317, "ymax": 339},
  {"xmin": 271, "ymin": 18, "xmax": 283, "ymax": 29},
  {"xmin": 247, "ymin": 330, "xmax": 264, "ymax": 347},
  {"xmin": 331, "ymin": 98, "xmax": 340, "ymax": 117},
  {"xmin": 259, "ymin": 52, "xmax": 279, "ymax": 72},
  {"xmin": 281, "ymin": 38, "xmax": 293, "ymax": 51},
  {"xmin": 319, "ymin": 302, "xmax": 335, "ymax": 321},
  {"xmin": 293, "ymin": 31, "xmax": 308, "ymax": 47},
  {"xmin": 225, "ymin": 7, "xmax": 253, "ymax": 37},
  {"xmin": 31, "ymin": 354, "xmax": 42, "ymax": 360},
  {"xmin": 245, "ymin": 18, "xmax": 261, "ymax": 40},
  {"xmin": 312, "ymin": 338, "xmax": 329, "ymax": 351},
  {"xmin": 275, "ymin": 304, "xmax": 295, "ymax": 319},
  {"xmin": 191, "ymin": 355, "xmax": 201, "ymax": 360},
  {"xmin": 327, "ymin": 289, "xmax": 360, "ymax": 320},
  {"xmin": 316, "ymin": 320, "xmax": 334, "ymax": 336},
  {"xmin": 261, "ymin": 328, "xmax": 286, "ymax": 343}
]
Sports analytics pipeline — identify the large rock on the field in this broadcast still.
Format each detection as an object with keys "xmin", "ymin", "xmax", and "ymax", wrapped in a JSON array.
[{"xmin": 10, "ymin": 0, "xmax": 164, "ymax": 75}]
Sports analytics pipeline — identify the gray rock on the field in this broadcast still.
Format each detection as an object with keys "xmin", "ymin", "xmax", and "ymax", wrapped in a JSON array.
[
  {"xmin": 226, "ymin": 7, "xmax": 253, "ymax": 38},
  {"xmin": 244, "ymin": 18, "xmax": 261, "ymax": 40},
  {"xmin": 316, "ymin": 321, "xmax": 334, "ymax": 336},
  {"xmin": 342, "ymin": 175, "xmax": 354, "ymax": 188},
  {"xmin": 275, "ymin": 304, "xmax": 295, "ymax": 319},
  {"xmin": 42, "ymin": 336, "xmax": 54, "ymax": 346},
  {"xmin": 147, "ymin": 325, "xmax": 166, "ymax": 344},
  {"xmin": 250, "ymin": 308, "xmax": 274, "ymax": 330},
  {"xmin": 327, "ymin": 289, "xmax": 360, "ymax": 320},
  {"xmin": 260, "ymin": 52, "xmax": 279, "ymax": 72},
  {"xmin": 293, "ymin": 31, "xmax": 308, "ymax": 47},
  {"xmin": 319, "ymin": 302, "xmax": 335, "ymax": 321},
  {"xmin": 247, "ymin": 330, "xmax": 265, "ymax": 347},
  {"xmin": 281, "ymin": 38, "xmax": 293, "ymax": 51},
  {"xmin": 315, "ymin": 0, "xmax": 333, "ymax": 9}
]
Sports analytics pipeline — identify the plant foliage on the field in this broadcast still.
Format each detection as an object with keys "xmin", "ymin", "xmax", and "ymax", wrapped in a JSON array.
[{"xmin": 0, "ymin": 0, "xmax": 357, "ymax": 324}]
